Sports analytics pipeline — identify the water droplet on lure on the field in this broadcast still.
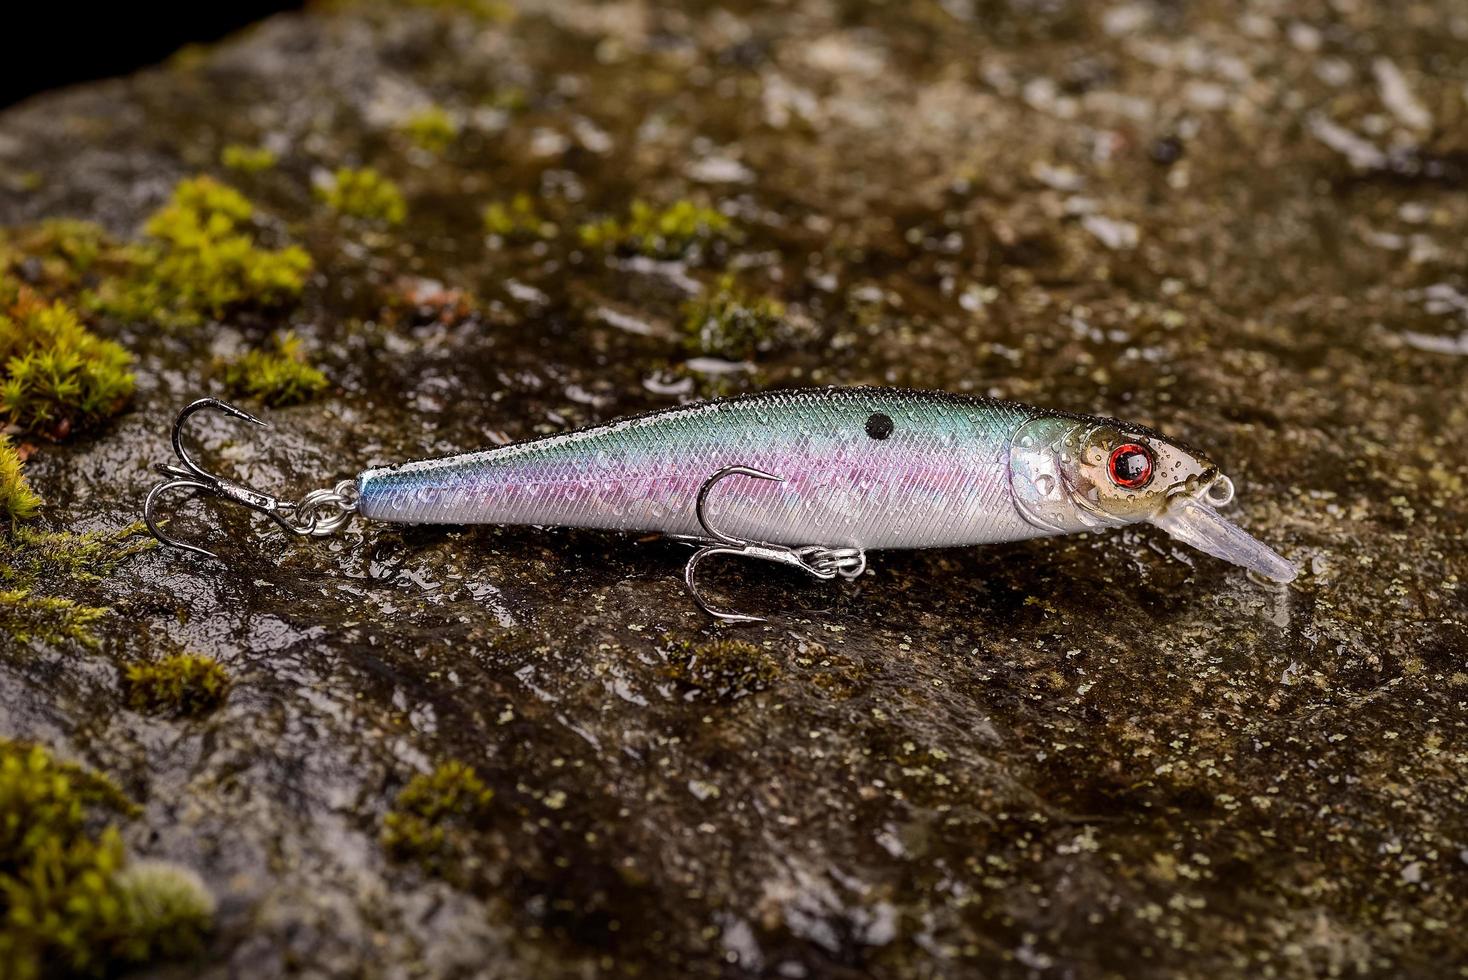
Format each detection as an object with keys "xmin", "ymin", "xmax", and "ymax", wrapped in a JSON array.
[{"xmin": 1035, "ymin": 474, "xmax": 1055, "ymax": 496}]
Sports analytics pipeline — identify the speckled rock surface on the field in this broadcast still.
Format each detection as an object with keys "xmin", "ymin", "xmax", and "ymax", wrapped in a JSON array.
[{"xmin": 2, "ymin": 0, "xmax": 1467, "ymax": 976}]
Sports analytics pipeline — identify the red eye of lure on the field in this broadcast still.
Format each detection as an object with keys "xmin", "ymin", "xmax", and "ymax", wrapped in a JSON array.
[{"xmin": 1108, "ymin": 443, "xmax": 1154, "ymax": 489}]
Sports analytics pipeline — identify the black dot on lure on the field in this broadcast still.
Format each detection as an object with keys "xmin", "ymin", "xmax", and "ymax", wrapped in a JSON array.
[{"xmin": 865, "ymin": 412, "xmax": 894, "ymax": 440}]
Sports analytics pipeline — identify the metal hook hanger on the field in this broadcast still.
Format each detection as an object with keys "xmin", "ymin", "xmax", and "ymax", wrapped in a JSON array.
[
  {"xmin": 683, "ymin": 465, "xmax": 867, "ymax": 624},
  {"xmin": 143, "ymin": 397, "xmax": 358, "ymax": 560}
]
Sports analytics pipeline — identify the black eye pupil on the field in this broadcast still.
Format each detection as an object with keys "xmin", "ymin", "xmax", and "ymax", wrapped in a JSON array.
[
  {"xmin": 1116, "ymin": 451, "xmax": 1147, "ymax": 480},
  {"xmin": 865, "ymin": 413, "xmax": 894, "ymax": 440},
  {"xmin": 1108, "ymin": 443, "xmax": 1155, "ymax": 489}
]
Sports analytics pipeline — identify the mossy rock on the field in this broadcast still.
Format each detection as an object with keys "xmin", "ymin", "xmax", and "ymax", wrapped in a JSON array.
[
  {"xmin": 382, "ymin": 761, "xmax": 495, "ymax": 872},
  {"xmin": 663, "ymin": 637, "xmax": 782, "ymax": 700},
  {"xmin": 577, "ymin": 200, "xmax": 733, "ymax": 259},
  {"xmin": 219, "ymin": 332, "xmax": 328, "ymax": 407},
  {"xmin": 680, "ymin": 274, "xmax": 787, "ymax": 359},
  {"xmin": 0, "ymin": 436, "xmax": 40, "ymax": 523},
  {"xmin": 0, "ymin": 288, "xmax": 133, "ymax": 440},
  {"xmin": 87, "ymin": 176, "xmax": 311, "ymax": 329},
  {"xmin": 123, "ymin": 653, "xmax": 232, "ymax": 718},
  {"xmin": 0, "ymin": 740, "xmax": 214, "ymax": 977},
  {"xmin": 316, "ymin": 168, "xmax": 407, "ymax": 225}
]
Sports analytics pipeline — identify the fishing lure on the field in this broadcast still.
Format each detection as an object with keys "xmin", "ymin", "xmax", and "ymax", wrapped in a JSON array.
[{"xmin": 143, "ymin": 388, "xmax": 1296, "ymax": 621}]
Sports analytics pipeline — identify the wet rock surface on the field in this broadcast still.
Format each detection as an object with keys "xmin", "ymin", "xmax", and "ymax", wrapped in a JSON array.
[{"xmin": 2, "ymin": 0, "xmax": 1467, "ymax": 976}]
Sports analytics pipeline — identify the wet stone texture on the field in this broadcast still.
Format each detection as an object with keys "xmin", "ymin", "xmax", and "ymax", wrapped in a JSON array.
[{"xmin": 2, "ymin": 0, "xmax": 1468, "ymax": 976}]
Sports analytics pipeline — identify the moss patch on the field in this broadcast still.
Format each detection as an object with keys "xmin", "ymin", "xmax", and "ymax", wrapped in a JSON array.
[
  {"xmin": 220, "ymin": 144, "xmax": 278, "ymax": 174},
  {"xmin": 382, "ymin": 761, "xmax": 494, "ymax": 871},
  {"xmin": 398, "ymin": 107, "xmax": 458, "ymax": 152},
  {"xmin": 0, "ymin": 437, "xmax": 40, "ymax": 524},
  {"xmin": 0, "ymin": 591, "xmax": 108, "ymax": 648},
  {"xmin": 87, "ymin": 175, "xmax": 312, "ymax": 329},
  {"xmin": 316, "ymin": 167, "xmax": 406, "ymax": 225},
  {"xmin": 0, "ymin": 287, "xmax": 134, "ymax": 440},
  {"xmin": 123, "ymin": 653, "xmax": 231, "ymax": 718},
  {"xmin": 0, "ymin": 521, "xmax": 154, "ymax": 649},
  {"xmin": 220, "ymin": 332, "xmax": 328, "ymax": 406},
  {"xmin": 482, "ymin": 193, "xmax": 556, "ymax": 242},
  {"xmin": 663, "ymin": 638, "xmax": 781, "ymax": 700},
  {"xmin": 577, "ymin": 199, "xmax": 732, "ymax": 259},
  {"xmin": 0, "ymin": 740, "xmax": 213, "ymax": 979},
  {"xmin": 1, "ymin": 521, "xmax": 154, "ymax": 588},
  {"xmin": 680, "ymin": 274, "xmax": 786, "ymax": 359},
  {"xmin": 0, "ymin": 220, "xmax": 111, "ymax": 293}
]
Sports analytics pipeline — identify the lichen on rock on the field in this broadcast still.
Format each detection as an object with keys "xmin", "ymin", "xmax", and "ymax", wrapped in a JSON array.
[
  {"xmin": 1, "ymin": 518, "xmax": 153, "ymax": 648},
  {"xmin": 662, "ymin": 636, "xmax": 782, "ymax": 700}
]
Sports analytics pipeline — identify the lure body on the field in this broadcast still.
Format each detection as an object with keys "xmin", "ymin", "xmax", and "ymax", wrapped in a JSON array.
[
  {"xmin": 145, "ymin": 389, "xmax": 1296, "ymax": 623},
  {"xmin": 358, "ymin": 388, "xmax": 1046, "ymax": 549}
]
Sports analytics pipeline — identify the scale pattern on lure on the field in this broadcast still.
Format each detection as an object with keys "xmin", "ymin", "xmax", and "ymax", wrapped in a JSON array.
[
  {"xmin": 145, "ymin": 387, "xmax": 1296, "ymax": 621},
  {"xmin": 358, "ymin": 389, "xmax": 1037, "ymax": 548}
]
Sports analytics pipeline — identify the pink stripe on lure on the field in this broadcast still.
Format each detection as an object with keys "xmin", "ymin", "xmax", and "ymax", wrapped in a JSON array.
[{"xmin": 144, "ymin": 388, "xmax": 1296, "ymax": 622}]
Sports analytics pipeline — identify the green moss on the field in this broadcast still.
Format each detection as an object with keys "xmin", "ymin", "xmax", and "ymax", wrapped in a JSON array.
[
  {"xmin": 316, "ymin": 167, "xmax": 406, "ymax": 225},
  {"xmin": 482, "ymin": 193, "xmax": 556, "ymax": 242},
  {"xmin": 0, "ymin": 437, "xmax": 40, "ymax": 524},
  {"xmin": 123, "ymin": 653, "xmax": 231, "ymax": 718},
  {"xmin": 0, "ymin": 591, "xmax": 108, "ymax": 648},
  {"xmin": 0, "ymin": 521, "xmax": 154, "ymax": 588},
  {"xmin": 154, "ymin": 173, "xmax": 253, "ymax": 225},
  {"xmin": 663, "ymin": 638, "xmax": 781, "ymax": 700},
  {"xmin": 220, "ymin": 332, "xmax": 328, "ymax": 406},
  {"xmin": 0, "ymin": 522, "xmax": 154, "ymax": 649},
  {"xmin": 398, "ymin": 107, "xmax": 459, "ymax": 152},
  {"xmin": 220, "ymin": 143, "xmax": 278, "ymax": 174},
  {"xmin": 0, "ymin": 739, "xmax": 138, "ymax": 828},
  {"xmin": 382, "ymin": 761, "xmax": 494, "ymax": 870},
  {"xmin": 577, "ymin": 199, "xmax": 733, "ymax": 259},
  {"xmin": 0, "ymin": 220, "xmax": 111, "ymax": 292},
  {"xmin": 484, "ymin": 87, "xmax": 528, "ymax": 112},
  {"xmin": 680, "ymin": 274, "xmax": 786, "ymax": 358},
  {"xmin": 87, "ymin": 175, "xmax": 312, "ymax": 329},
  {"xmin": 0, "ymin": 740, "xmax": 213, "ymax": 978},
  {"xmin": 0, "ymin": 288, "xmax": 134, "ymax": 440}
]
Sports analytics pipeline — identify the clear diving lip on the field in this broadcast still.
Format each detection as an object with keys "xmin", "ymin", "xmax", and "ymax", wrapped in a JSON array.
[{"xmin": 1150, "ymin": 493, "xmax": 1297, "ymax": 583}]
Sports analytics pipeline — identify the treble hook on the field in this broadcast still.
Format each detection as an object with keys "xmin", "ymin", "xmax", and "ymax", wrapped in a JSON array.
[
  {"xmin": 143, "ymin": 397, "xmax": 357, "ymax": 560},
  {"xmin": 683, "ymin": 466, "xmax": 867, "ymax": 624}
]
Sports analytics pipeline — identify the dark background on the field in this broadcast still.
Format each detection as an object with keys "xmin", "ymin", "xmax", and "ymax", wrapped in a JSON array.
[{"xmin": 1, "ymin": 3, "xmax": 304, "ymax": 108}]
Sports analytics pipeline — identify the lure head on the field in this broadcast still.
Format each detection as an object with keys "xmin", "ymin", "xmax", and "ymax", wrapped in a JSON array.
[
  {"xmin": 1008, "ymin": 413, "xmax": 1296, "ymax": 581},
  {"xmin": 1008, "ymin": 415, "xmax": 1216, "ymax": 532}
]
